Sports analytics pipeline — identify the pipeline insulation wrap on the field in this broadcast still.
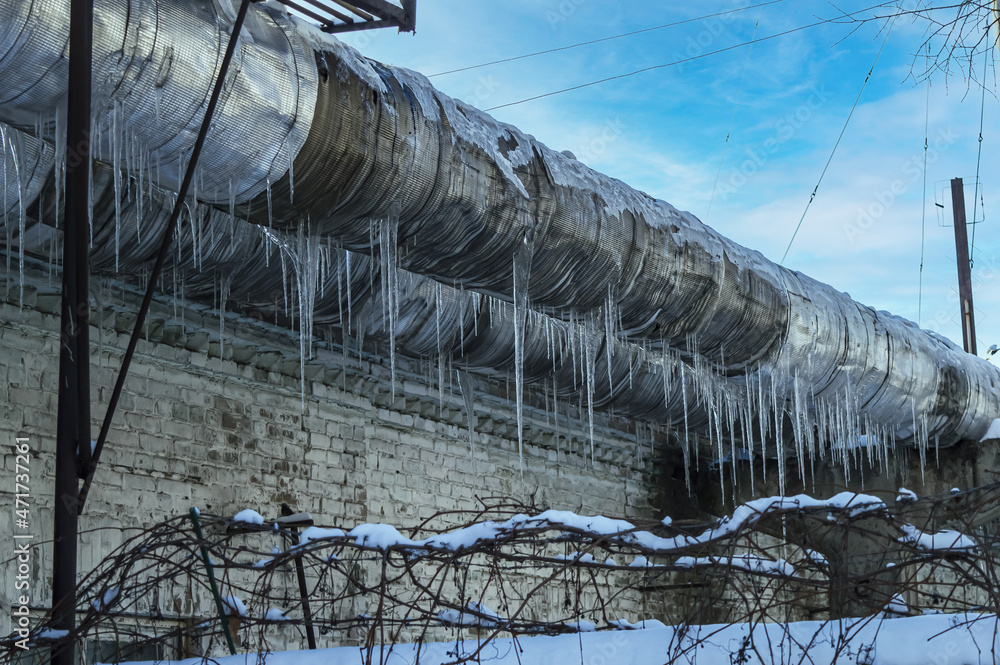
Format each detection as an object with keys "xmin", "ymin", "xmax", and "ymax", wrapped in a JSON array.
[
  {"xmin": 4, "ymin": 134, "xmax": 749, "ymax": 456},
  {"xmin": 0, "ymin": 0, "xmax": 998, "ymax": 454},
  {"xmin": 0, "ymin": 0, "xmax": 316, "ymax": 203}
]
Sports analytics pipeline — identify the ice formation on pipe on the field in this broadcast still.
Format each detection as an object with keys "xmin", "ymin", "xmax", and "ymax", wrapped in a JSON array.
[
  {"xmin": 1, "ymin": 0, "xmax": 999, "ymax": 482},
  {"xmin": 0, "ymin": 119, "xmax": 974, "ymax": 494},
  {"xmin": 241, "ymin": 20, "xmax": 999, "ymax": 453},
  {"xmin": 3, "ymin": 122, "xmax": 753, "ymax": 486}
]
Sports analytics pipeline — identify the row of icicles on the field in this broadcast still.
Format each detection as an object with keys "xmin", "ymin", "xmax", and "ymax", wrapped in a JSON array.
[{"xmin": 0, "ymin": 119, "xmax": 936, "ymax": 502}]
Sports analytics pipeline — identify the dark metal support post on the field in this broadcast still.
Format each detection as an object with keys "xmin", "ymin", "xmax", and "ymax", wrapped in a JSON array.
[
  {"xmin": 189, "ymin": 509, "xmax": 239, "ymax": 655},
  {"xmin": 280, "ymin": 504, "xmax": 317, "ymax": 649},
  {"xmin": 951, "ymin": 177, "xmax": 977, "ymax": 355},
  {"xmin": 52, "ymin": 0, "xmax": 94, "ymax": 662}
]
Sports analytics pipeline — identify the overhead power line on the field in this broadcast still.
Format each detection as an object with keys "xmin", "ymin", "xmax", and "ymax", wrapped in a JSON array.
[
  {"xmin": 428, "ymin": 0, "xmax": 789, "ymax": 78},
  {"xmin": 919, "ymin": 44, "xmax": 930, "ymax": 327},
  {"xmin": 485, "ymin": 2, "xmax": 897, "ymax": 112},
  {"xmin": 969, "ymin": 46, "xmax": 989, "ymax": 269},
  {"xmin": 780, "ymin": 14, "xmax": 897, "ymax": 266}
]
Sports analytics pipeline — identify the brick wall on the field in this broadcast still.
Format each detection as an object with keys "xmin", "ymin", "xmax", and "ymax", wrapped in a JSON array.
[{"xmin": 0, "ymin": 267, "xmax": 675, "ymax": 656}]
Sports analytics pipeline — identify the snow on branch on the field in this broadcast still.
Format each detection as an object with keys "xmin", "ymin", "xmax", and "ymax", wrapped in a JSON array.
[{"xmin": 4, "ymin": 483, "xmax": 1000, "ymax": 664}]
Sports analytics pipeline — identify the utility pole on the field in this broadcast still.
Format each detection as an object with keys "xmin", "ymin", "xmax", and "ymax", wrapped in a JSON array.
[
  {"xmin": 52, "ymin": 0, "xmax": 94, "ymax": 662},
  {"xmin": 994, "ymin": 1, "xmax": 999, "ymax": 53},
  {"xmin": 951, "ymin": 177, "xmax": 977, "ymax": 355}
]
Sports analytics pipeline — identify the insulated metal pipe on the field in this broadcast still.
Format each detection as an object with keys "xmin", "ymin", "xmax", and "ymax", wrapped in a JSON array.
[
  {"xmin": 247, "ymin": 29, "xmax": 1000, "ymax": 447},
  {"xmin": 2, "ymin": 133, "xmax": 738, "ymax": 449},
  {"xmin": 0, "ymin": 125, "xmax": 965, "ymax": 471},
  {"xmin": 0, "ymin": 0, "xmax": 997, "ymax": 450}
]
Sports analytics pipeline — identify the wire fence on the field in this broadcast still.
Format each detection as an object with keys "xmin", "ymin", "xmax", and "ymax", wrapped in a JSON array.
[{"xmin": 5, "ymin": 483, "xmax": 1000, "ymax": 664}]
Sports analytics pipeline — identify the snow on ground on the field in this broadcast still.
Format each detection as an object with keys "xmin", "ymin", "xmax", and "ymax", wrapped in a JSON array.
[{"xmin": 115, "ymin": 613, "xmax": 1000, "ymax": 665}]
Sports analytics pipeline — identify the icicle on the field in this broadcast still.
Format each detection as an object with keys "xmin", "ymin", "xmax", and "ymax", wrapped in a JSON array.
[
  {"xmin": 435, "ymin": 282, "xmax": 445, "ymax": 410},
  {"xmin": 793, "ymin": 370, "xmax": 806, "ymax": 483},
  {"xmin": 661, "ymin": 344, "xmax": 672, "ymax": 409},
  {"xmin": 458, "ymin": 370, "xmax": 477, "ymax": 457},
  {"xmin": 279, "ymin": 247, "xmax": 289, "ymax": 315},
  {"xmin": 188, "ymin": 201, "xmax": 201, "ymax": 271},
  {"xmin": 605, "ymin": 285, "xmax": 614, "ymax": 392},
  {"xmin": 682, "ymin": 431, "xmax": 691, "ymax": 494},
  {"xmin": 679, "ymin": 362, "xmax": 689, "ymax": 448},
  {"xmin": 458, "ymin": 284, "xmax": 467, "ymax": 358},
  {"xmin": 376, "ymin": 211, "xmax": 400, "ymax": 396},
  {"xmin": 135, "ymin": 141, "xmax": 144, "ymax": 246},
  {"xmin": 472, "ymin": 288, "xmax": 479, "ymax": 337},
  {"xmin": 552, "ymin": 372, "xmax": 562, "ymax": 458},
  {"xmin": 584, "ymin": 314, "xmax": 598, "ymax": 465},
  {"xmin": 715, "ymin": 391, "xmax": 725, "ymax": 502},
  {"xmin": 7, "ymin": 128, "xmax": 28, "ymax": 310},
  {"xmin": 911, "ymin": 397, "xmax": 925, "ymax": 482},
  {"xmin": 228, "ymin": 179, "xmax": 236, "ymax": 249},
  {"xmin": 512, "ymin": 240, "xmax": 532, "ymax": 473},
  {"xmin": 219, "ymin": 273, "xmax": 231, "ymax": 360},
  {"xmin": 569, "ymin": 317, "xmax": 578, "ymax": 388},
  {"xmin": 54, "ymin": 105, "xmax": 67, "ymax": 229},
  {"xmin": 726, "ymin": 395, "xmax": 738, "ymax": 501},
  {"xmin": 2, "ymin": 126, "xmax": 10, "ymax": 296},
  {"xmin": 345, "ymin": 250, "xmax": 353, "ymax": 336},
  {"xmin": 266, "ymin": 179, "xmax": 273, "ymax": 228},
  {"xmin": 291, "ymin": 220, "xmax": 322, "ymax": 411},
  {"xmin": 112, "ymin": 101, "xmax": 122, "ymax": 272},
  {"xmin": 334, "ymin": 248, "xmax": 346, "ymax": 362}
]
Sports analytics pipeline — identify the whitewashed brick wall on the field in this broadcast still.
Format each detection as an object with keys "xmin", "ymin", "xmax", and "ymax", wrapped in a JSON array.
[{"xmin": 0, "ymin": 270, "xmax": 672, "ymax": 657}]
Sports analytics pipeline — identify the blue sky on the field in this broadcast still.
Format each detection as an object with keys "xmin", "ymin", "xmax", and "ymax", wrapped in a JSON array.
[{"xmin": 338, "ymin": 1, "xmax": 999, "ymax": 355}]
